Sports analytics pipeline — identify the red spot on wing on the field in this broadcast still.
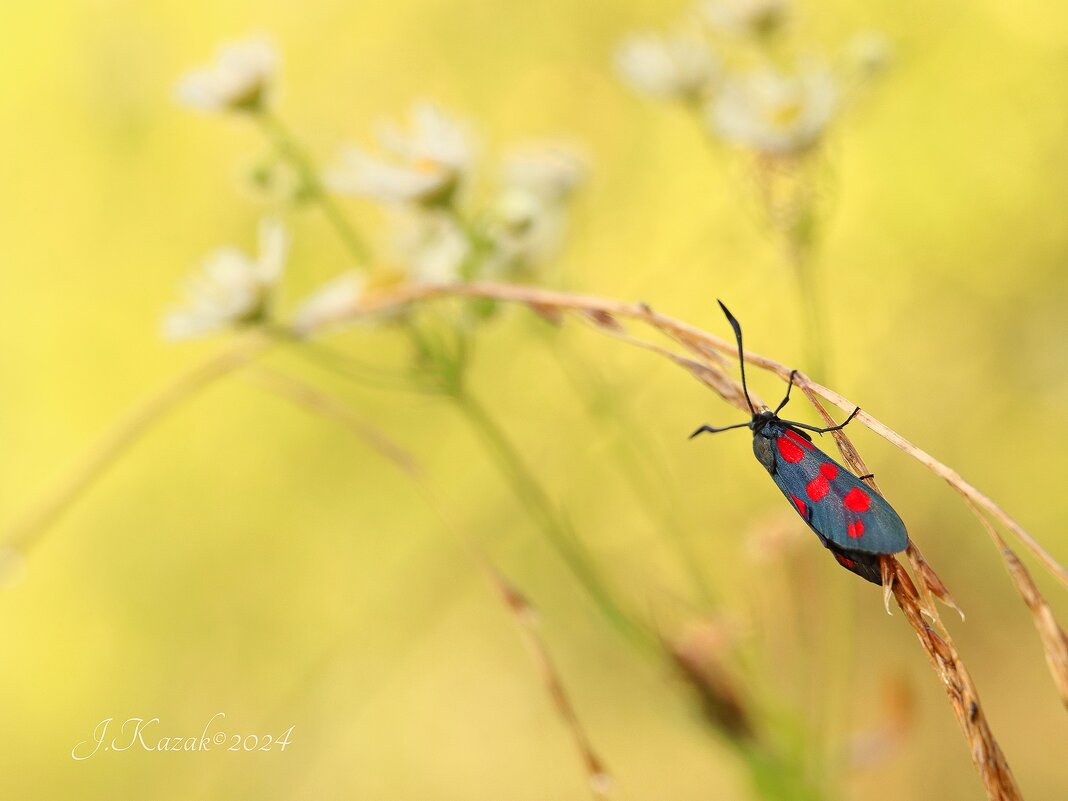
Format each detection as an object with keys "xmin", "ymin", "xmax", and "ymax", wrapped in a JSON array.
[
  {"xmin": 836, "ymin": 554, "xmax": 856, "ymax": 568},
  {"xmin": 778, "ymin": 430, "xmax": 816, "ymax": 463},
  {"xmin": 784, "ymin": 429, "xmax": 815, "ymax": 449},
  {"xmin": 844, "ymin": 487, "xmax": 871, "ymax": 512},
  {"xmin": 806, "ymin": 476, "xmax": 830, "ymax": 501},
  {"xmin": 819, "ymin": 463, "xmax": 838, "ymax": 480},
  {"xmin": 777, "ymin": 436, "xmax": 804, "ymax": 463},
  {"xmin": 847, "ymin": 520, "xmax": 865, "ymax": 539},
  {"xmin": 790, "ymin": 494, "xmax": 807, "ymax": 516}
]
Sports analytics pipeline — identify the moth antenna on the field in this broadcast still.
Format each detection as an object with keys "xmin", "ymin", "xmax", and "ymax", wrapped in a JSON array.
[
  {"xmin": 689, "ymin": 422, "xmax": 751, "ymax": 439},
  {"xmin": 717, "ymin": 300, "xmax": 756, "ymax": 415}
]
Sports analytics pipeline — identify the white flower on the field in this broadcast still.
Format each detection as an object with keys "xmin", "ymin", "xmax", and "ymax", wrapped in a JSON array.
[
  {"xmin": 481, "ymin": 143, "xmax": 586, "ymax": 278},
  {"xmin": 702, "ymin": 0, "xmax": 789, "ymax": 38},
  {"xmin": 291, "ymin": 272, "xmax": 365, "ymax": 334},
  {"xmin": 500, "ymin": 143, "xmax": 587, "ymax": 203},
  {"xmin": 391, "ymin": 211, "xmax": 471, "ymax": 283},
  {"xmin": 327, "ymin": 101, "xmax": 474, "ymax": 205},
  {"xmin": 483, "ymin": 189, "xmax": 569, "ymax": 279},
  {"xmin": 175, "ymin": 36, "xmax": 277, "ymax": 113},
  {"xmin": 709, "ymin": 64, "xmax": 838, "ymax": 156},
  {"xmin": 163, "ymin": 218, "xmax": 289, "ymax": 340},
  {"xmin": 615, "ymin": 31, "xmax": 718, "ymax": 101}
]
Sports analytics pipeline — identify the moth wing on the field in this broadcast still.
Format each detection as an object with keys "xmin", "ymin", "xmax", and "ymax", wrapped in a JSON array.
[
  {"xmin": 809, "ymin": 468, "xmax": 909, "ymax": 554},
  {"xmin": 770, "ymin": 429, "xmax": 908, "ymax": 555},
  {"xmin": 769, "ymin": 467, "xmax": 885, "ymax": 583}
]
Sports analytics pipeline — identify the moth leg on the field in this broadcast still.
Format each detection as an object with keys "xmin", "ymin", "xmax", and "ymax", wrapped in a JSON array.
[
  {"xmin": 785, "ymin": 406, "xmax": 861, "ymax": 434},
  {"xmin": 774, "ymin": 369, "xmax": 798, "ymax": 414},
  {"xmin": 815, "ymin": 406, "xmax": 861, "ymax": 433},
  {"xmin": 859, "ymin": 473, "xmax": 875, "ymax": 481}
]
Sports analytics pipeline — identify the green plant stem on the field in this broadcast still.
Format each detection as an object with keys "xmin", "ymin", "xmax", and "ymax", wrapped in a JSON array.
[
  {"xmin": 257, "ymin": 110, "xmax": 371, "ymax": 266},
  {"xmin": 550, "ymin": 342, "xmax": 716, "ymax": 609},
  {"xmin": 791, "ymin": 241, "xmax": 828, "ymax": 385},
  {"xmin": 452, "ymin": 388, "xmax": 655, "ymax": 653},
  {"xmin": 742, "ymin": 742, "xmax": 830, "ymax": 801}
]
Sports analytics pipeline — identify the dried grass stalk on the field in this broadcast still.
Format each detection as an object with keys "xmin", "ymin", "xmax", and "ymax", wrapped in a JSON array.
[
  {"xmin": 247, "ymin": 366, "xmax": 421, "ymax": 476},
  {"xmin": 486, "ymin": 569, "xmax": 614, "ymax": 801},
  {"xmin": 664, "ymin": 621, "xmax": 754, "ymax": 742},
  {"xmin": 885, "ymin": 559, "xmax": 1022, "ymax": 800},
  {"xmin": 958, "ymin": 491, "xmax": 1068, "ymax": 712},
  {"xmin": 5, "ymin": 333, "xmax": 272, "ymax": 553},
  {"xmin": 355, "ymin": 281, "xmax": 1067, "ymax": 589},
  {"xmin": 254, "ymin": 371, "xmax": 613, "ymax": 798},
  {"xmin": 348, "ymin": 281, "xmax": 1057, "ymax": 801}
]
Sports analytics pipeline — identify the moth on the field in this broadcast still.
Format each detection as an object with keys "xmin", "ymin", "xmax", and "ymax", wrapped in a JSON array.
[{"xmin": 690, "ymin": 301, "xmax": 909, "ymax": 584}]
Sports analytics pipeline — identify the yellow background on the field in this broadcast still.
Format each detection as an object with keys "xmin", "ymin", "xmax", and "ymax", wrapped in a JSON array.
[{"xmin": 1, "ymin": 0, "xmax": 1067, "ymax": 798}]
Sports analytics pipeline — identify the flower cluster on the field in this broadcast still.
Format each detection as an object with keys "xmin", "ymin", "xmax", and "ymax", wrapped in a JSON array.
[
  {"xmin": 616, "ymin": 0, "xmax": 888, "ymax": 158},
  {"xmin": 328, "ymin": 101, "xmax": 585, "ymax": 286},
  {"xmin": 162, "ymin": 217, "xmax": 363, "ymax": 340},
  {"xmin": 175, "ymin": 36, "xmax": 278, "ymax": 114},
  {"xmin": 167, "ymin": 42, "xmax": 585, "ymax": 341}
]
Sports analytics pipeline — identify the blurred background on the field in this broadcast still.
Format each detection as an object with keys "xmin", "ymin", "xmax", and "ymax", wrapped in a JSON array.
[{"xmin": 1, "ymin": 0, "xmax": 1067, "ymax": 798}]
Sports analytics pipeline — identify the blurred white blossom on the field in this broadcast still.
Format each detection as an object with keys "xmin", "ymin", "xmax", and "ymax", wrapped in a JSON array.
[
  {"xmin": 482, "ymin": 143, "xmax": 586, "ymax": 277},
  {"xmin": 701, "ymin": 0, "xmax": 789, "ymax": 38},
  {"xmin": 175, "ymin": 36, "xmax": 277, "ymax": 113},
  {"xmin": 392, "ymin": 211, "xmax": 471, "ymax": 283},
  {"xmin": 484, "ymin": 191, "xmax": 568, "ymax": 278},
  {"xmin": 615, "ymin": 31, "xmax": 718, "ymax": 101},
  {"xmin": 292, "ymin": 272, "xmax": 365, "ymax": 334},
  {"xmin": 328, "ymin": 102, "xmax": 474, "ymax": 206},
  {"xmin": 501, "ymin": 143, "xmax": 587, "ymax": 203},
  {"xmin": 709, "ymin": 64, "xmax": 838, "ymax": 155},
  {"xmin": 163, "ymin": 218, "xmax": 288, "ymax": 340}
]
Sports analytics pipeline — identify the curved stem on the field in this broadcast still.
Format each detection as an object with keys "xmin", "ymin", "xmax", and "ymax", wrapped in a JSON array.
[
  {"xmin": 793, "ymin": 249, "xmax": 828, "ymax": 385},
  {"xmin": 550, "ymin": 342, "xmax": 716, "ymax": 608},
  {"xmin": 341, "ymin": 280, "xmax": 1067, "ymax": 589},
  {"xmin": 257, "ymin": 111, "xmax": 371, "ymax": 266},
  {"xmin": 453, "ymin": 389, "xmax": 654, "ymax": 652},
  {"xmin": 4, "ymin": 334, "xmax": 273, "ymax": 553}
]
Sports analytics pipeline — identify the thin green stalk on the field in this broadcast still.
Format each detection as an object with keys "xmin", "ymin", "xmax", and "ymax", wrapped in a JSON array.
[
  {"xmin": 785, "ymin": 225, "xmax": 847, "ymax": 793},
  {"xmin": 742, "ymin": 742, "xmax": 831, "ymax": 801},
  {"xmin": 787, "ymin": 229, "xmax": 828, "ymax": 385},
  {"xmin": 256, "ymin": 110, "xmax": 371, "ymax": 266},
  {"xmin": 453, "ymin": 389, "xmax": 654, "ymax": 653},
  {"xmin": 283, "ymin": 329, "xmax": 652, "ymax": 651},
  {"xmin": 550, "ymin": 342, "xmax": 716, "ymax": 608}
]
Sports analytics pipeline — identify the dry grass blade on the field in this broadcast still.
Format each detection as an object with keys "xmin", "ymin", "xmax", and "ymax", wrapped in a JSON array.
[
  {"xmin": 247, "ymin": 367, "xmax": 421, "ymax": 476},
  {"xmin": 354, "ymin": 281, "xmax": 1067, "ymax": 590},
  {"xmin": 345, "ymin": 281, "xmax": 1046, "ymax": 800},
  {"xmin": 250, "ymin": 372, "xmax": 613, "ymax": 796},
  {"xmin": 958, "ymin": 491, "xmax": 1068, "ymax": 712},
  {"xmin": 885, "ymin": 559, "xmax": 1022, "ymax": 800},
  {"xmin": 797, "ymin": 387, "xmax": 1018, "ymax": 798},
  {"xmin": 578, "ymin": 318, "xmax": 759, "ymax": 411},
  {"xmin": 664, "ymin": 621, "xmax": 754, "ymax": 742},
  {"xmin": 486, "ymin": 569, "xmax": 613, "ymax": 801},
  {"xmin": 3, "ymin": 334, "xmax": 272, "ymax": 554}
]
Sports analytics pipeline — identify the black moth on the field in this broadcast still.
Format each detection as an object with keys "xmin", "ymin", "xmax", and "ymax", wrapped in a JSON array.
[{"xmin": 690, "ymin": 301, "xmax": 909, "ymax": 584}]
